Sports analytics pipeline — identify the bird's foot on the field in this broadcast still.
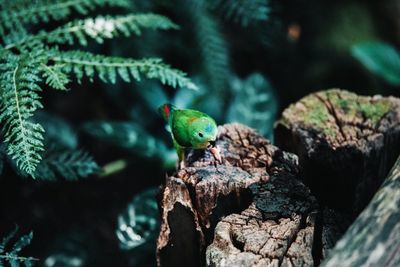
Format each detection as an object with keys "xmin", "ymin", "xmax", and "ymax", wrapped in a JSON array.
[{"xmin": 178, "ymin": 160, "xmax": 186, "ymax": 170}]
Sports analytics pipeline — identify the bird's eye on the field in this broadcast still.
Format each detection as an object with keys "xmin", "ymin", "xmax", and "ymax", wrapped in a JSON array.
[{"xmin": 198, "ymin": 132, "xmax": 204, "ymax": 138}]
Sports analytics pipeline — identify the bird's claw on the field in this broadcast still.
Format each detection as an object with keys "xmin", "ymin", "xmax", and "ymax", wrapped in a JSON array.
[{"xmin": 178, "ymin": 160, "xmax": 186, "ymax": 170}]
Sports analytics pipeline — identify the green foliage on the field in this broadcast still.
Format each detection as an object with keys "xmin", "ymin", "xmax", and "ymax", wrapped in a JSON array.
[
  {"xmin": 226, "ymin": 73, "xmax": 278, "ymax": 139},
  {"xmin": 116, "ymin": 188, "xmax": 159, "ymax": 250},
  {"xmin": 211, "ymin": 0, "xmax": 270, "ymax": 26},
  {"xmin": 82, "ymin": 121, "xmax": 174, "ymax": 162},
  {"xmin": 0, "ymin": 226, "xmax": 37, "ymax": 267},
  {"xmin": 32, "ymin": 112, "xmax": 98, "ymax": 180},
  {"xmin": 52, "ymin": 51, "xmax": 197, "ymax": 88},
  {"xmin": 35, "ymin": 148, "xmax": 99, "ymax": 181},
  {"xmin": 0, "ymin": 0, "xmax": 129, "ymax": 36},
  {"xmin": 0, "ymin": 53, "xmax": 45, "ymax": 177},
  {"xmin": 352, "ymin": 42, "xmax": 400, "ymax": 86},
  {"xmin": 6, "ymin": 14, "xmax": 178, "ymax": 49},
  {"xmin": 40, "ymin": 64, "xmax": 70, "ymax": 91},
  {"xmin": 0, "ymin": 0, "xmax": 196, "ymax": 178},
  {"xmin": 176, "ymin": 1, "xmax": 230, "ymax": 119}
]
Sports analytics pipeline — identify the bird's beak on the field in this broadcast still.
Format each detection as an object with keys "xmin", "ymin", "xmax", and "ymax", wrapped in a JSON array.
[
  {"xmin": 208, "ymin": 140, "xmax": 216, "ymax": 148},
  {"xmin": 207, "ymin": 140, "xmax": 221, "ymax": 163}
]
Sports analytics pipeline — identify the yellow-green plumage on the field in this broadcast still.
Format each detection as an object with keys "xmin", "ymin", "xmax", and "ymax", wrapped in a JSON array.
[{"xmin": 159, "ymin": 104, "xmax": 218, "ymax": 165}]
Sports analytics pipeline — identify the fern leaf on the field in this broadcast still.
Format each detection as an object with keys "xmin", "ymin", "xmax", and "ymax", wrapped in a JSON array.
[
  {"xmin": 0, "ymin": 226, "xmax": 19, "ymax": 254},
  {"xmin": 226, "ymin": 73, "xmax": 278, "ymax": 139},
  {"xmin": 0, "ymin": 54, "xmax": 45, "ymax": 177},
  {"xmin": 5, "ymin": 14, "xmax": 178, "ymax": 49},
  {"xmin": 186, "ymin": 2, "xmax": 229, "ymax": 93},
  {"xmin": 82, "ymin": 121, "xmax": 169, "ymax": 158},
  {"xmin": 35, "ymin": 148, "xmax": 99, "ymax": 181},
  {"xmin": 0, "ymin": 226, "xmax": 37, "ymax": 267},
  {"xmin": 181, "ymin": 2, "xmax": 229, "ymax": 119},
  {"xmin": 211, "ymin": 0, "xmax": 270, "ymax": 26},
  {"xmin": 40, "ymin": 64, "xmax": 70, "ymax": 90},
  {"xmin": 0, "ymin": 0, "xmax": 130, "ymax": 31},
  {"xmin": 11, "ymin": 232, "xmax": 32, "ymax": 254},
  {"xmin": 50, "ymin": 50, "xmax": 198, "ymax": 89}
]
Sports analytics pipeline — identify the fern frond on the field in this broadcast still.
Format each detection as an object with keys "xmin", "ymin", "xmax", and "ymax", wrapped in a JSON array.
[
  {"xmin": 50, "ymin": 50, "xmax": 198, "ymax": 89},
  {"xmin": 0, "ymin": 0, "xmax": 129, "ymax": 33},
  {"xmin": 35, "ymin": 148, "xmax": 99, "ymax": 181},
  {"xmin": 40, "ymin": 63, "xmax": 70, "ymax": 90},
  {"xmin": 0, "ymin": 23, "xmax": 29, "ymax": 47},
  {"xmin": 186, "ymin": 2, "xmax": 229, "ymax": 93},
  {"xmin": 226, "ymin": 73, "xmax": 278, "ymax": 138},
  {"xmin": 52, "ymin": 14, "xmax": 178, "ymax": 46},
  {"xmin": 211, "ymin": 0, "xmax": 270, "ymax": 26},
  {"xmin": 82, "ymin": 121, "xmax": 173, "ymax": 159},
  {"xmin": 0, "ymin": 226, "xmax": 37, "ymax": 267},
  {"xmin": 0, "ymin": 54, "xmax": 45, "ymax": 177},
  {"xmin": 5, "ymin": 14, "xmax": 178, "ymax": 49}
]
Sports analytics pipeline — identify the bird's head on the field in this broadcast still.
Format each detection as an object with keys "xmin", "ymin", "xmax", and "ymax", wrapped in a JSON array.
[{"xmin": 189, "ymin": 117, "xmax": 218, "ymax": 149}]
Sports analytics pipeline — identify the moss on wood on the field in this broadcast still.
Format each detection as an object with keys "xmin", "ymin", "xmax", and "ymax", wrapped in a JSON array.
[{"xmin": 280, "ymin": 89, "xmax": 394, "ymax": 140}]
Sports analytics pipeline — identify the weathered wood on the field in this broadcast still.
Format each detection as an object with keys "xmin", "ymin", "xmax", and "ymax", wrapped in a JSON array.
[
  {"xmin": 274, "ymin": 89, "xmax": 400, "ymax": 265},
  {"xmin": 322, "ymin": 155, "xmax": 400, "ymax": 267},
  {"xmin": 275, "ymin": 89, "xmax": 400, "ymax": 216},
  {"xmin": 206, "ymin": 173, "xmax": 318, "ymax": 267},
  {"xmin": 157, "ymin": 90, "xmax": 400, "ymax": 267},
  {"xmin": 156, "ymin": 124, "xmax": 319, "ymax": 266}
]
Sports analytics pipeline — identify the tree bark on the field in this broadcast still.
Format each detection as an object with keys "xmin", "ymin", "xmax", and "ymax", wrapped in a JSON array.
[
  {"xmin": 322, "ymin": 155, "xmax": 400, "ymax": 267},
  {"xmin": 274, "ymin": 89, "xmax": 400, "ymax": 265},
  {"xmin": 156, "ymin": 89, "xmax": 400, "ymax": 267},
  {"xmin": 157, "ymin": 124, "xmax": 319, "ymax": 266},
  {"xmin": 275, "ymin": 89, "xmax": 400, "ymax": 216}
]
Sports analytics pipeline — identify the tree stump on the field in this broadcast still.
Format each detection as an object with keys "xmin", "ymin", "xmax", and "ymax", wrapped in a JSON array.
[
  {"xmin": 274, "ymin": 89, "xmax": 400, "ymax": 265},
  {"xmin": 157, "ymin": 124, "xmax": 320, "ymax": 266},
  {"xmin": 156, "ymin": 89, "xmax": 400, "ymax": 267},
  {"xmin": 275, "ymin": 89, "xmax": 400, "ymax": 216}
]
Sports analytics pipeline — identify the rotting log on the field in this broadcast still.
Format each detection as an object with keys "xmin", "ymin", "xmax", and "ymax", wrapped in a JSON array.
[
  {"xmin": 275, "ymin": 89, "xmax": 400, "ymax": 216},
  {"xmin": 322, "ymin": 155, "xmax": 400, "ymax": 267},
  {"xmin": 157, "ymin": 124, "xmax": 320, "ymax": 267}
]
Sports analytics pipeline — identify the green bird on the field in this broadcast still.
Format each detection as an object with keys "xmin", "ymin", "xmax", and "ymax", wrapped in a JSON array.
[{"xmin": 158, "ymin": 104, "xmax": 221, "ymax": 169}]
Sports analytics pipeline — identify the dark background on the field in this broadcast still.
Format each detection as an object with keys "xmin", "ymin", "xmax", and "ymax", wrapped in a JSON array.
[{"xmin": 0, "ymin": 0, "xmax": 399, "ymax": 266}]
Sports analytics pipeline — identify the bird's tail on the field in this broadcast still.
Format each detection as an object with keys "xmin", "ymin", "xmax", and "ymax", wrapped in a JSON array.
[{"xmin": 158, "ymin": 103, "xmax": 176, "ymax": 121}]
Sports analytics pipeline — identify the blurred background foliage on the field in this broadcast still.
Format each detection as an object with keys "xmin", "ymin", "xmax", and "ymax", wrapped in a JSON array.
[{"xmin": 0, "ymin": 0, "xmax": 399, "ymax": 266}]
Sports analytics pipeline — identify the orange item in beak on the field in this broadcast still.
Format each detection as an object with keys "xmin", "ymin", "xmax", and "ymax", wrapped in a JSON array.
[{"xmin": 209, "ymin": 146, "xmax": 222, "ymax": 163}]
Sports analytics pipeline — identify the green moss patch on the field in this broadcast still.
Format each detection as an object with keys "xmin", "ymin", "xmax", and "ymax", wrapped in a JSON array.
[{"xmin": 280, "ymin": 89, "xmax": 393, "ymax": 139}]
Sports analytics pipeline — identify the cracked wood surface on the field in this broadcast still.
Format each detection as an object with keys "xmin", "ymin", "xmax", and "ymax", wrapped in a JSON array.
[
  {"xmin": 157, "ymin": 124, "xmax": 319, "ymax": 267},
  {"xmin": 274, "ymin": 89, "xmax": 400, "ymax": 266},
  {"xmin": 157, "ymin": 90, "xmax": 400, "ymax": 267},
  {"xmin": 206, "ymin": 173, "xmax": 318, "ymax": 267},
  {"xmin": 275, "ymin": 89, "xmax": 400, "ymax": 216}
]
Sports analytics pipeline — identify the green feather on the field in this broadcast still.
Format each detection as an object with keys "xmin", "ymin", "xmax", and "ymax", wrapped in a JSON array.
[{"xmin": 159, "ymin": 104, "xmax": 218, "ymax": 160}]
